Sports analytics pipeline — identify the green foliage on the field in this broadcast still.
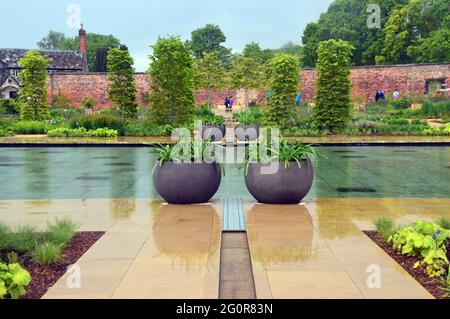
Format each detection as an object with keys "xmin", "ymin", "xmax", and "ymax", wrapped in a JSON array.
[
  {"xmin": 45, "ymin": 218, "xmax": 77, "ymax": 246},
  {"xmin": 37, "ymin": 31, "xmax": 67, "ymax": 50},
  {"xmin": 230, "ymin": 56, "xmax": 263, "ymax": 107},
  {"xmin": 243, "ymin": 140, "xmax": 319, "ymax": 174},
  {"xmin": 70, "ymin": 114, "xmax": 125, "ymax": 135},
  {"xmin": 374, "ymin": 217, "xmax": 396, "ymax": 240},
  {"xmin": 51, "ymin": 91, "xmax": 72, "ymax": 108},
  {"xmin": 194, "ymin": 52, "xmax": 226, "ymax": 108},
  {"xmin": 59, "ymin": 32, "xmax": 121, "ymax": 71},
  {"xmin": 313, "ymin": 40, "xmax": 354, "ymax": 133},
  {"xmin": 0, "ymin": 263, "xmax": 31, "ymax": 299},
  {"xmin": 81, "ymin": 97, "xmax": 96, "ymax": 110},
  {"xmin": 187, "ymin": 24, "xmax": 233, "ymax": 69},
  {"xmin": 243, "ymin": 42, "xmax": 274, "ymax": 64},
  {"xmin": 265, "ymin": 54, "xmax": 300, "ymax": 128},
  {"xmin": 437, "ymin": 218, "xmax": 450, "ymax": 230},
  {"xmin": 149, "ymin": 36, "xmax": 195, "ymax": 126},
  {"xmin": 421, "ymin": 100, "xmax": 450, "ymax": 118},
  {"xmin": 0, "ymin": 223, "xmax": 11, "ymax": 251},
  {"xmin": 107, "ymin": 48, "xmax": 138, "ymax": 118},
  {"xmin": 18, "ymin": 50, "xmax": 50, "ymax": 121},
  {"xmin": 31, "ymin": 243, "xmax": 61, "ymax": 265},
  {"xmin": 234, "ymin": 107, "xmax": 264, "ymax": 125},
  {"xmin": 388, "ymin": 220, "xmax": 450, "ymax": 277},
  {"xmin": 300, "ymin": 0, "xmax": 409, "ymax": 67},
  {"xmin": 153, "ymin": 140, "xmax": 219, "ymax": 168},
  {"xmin": 0, "ymin": 99, "xmax": 21, "ymax": 116},
  {"xmin": 9, "ymin": 226, "xmax": 38, "ymax": 253},
  {"xmin": 12, "ymin": 121, "xmax": 48, "ymax": 135},
  {"xmin": 47, "ymin": 127, "xmax": 118, "ymax": 138},
  {"xmin": 391, "ymin": 98, "xmax": 412, "ymax": 110}
]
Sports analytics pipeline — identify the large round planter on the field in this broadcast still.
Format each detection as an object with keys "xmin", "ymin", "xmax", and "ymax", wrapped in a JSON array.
[
  {"xmin": 245, "ymin": 160, "xmax": 313, "ymax": 204},
  {"xmin": 201, "ymin": 124, "xmax": 225, "ymax": 142},
  {"xmin": 235, "ymin": 124, "xmax": 260, "ymax": 142},
  {"xmin": 153, "ymin": 162, "xmax": 222, "ymax": 204}
]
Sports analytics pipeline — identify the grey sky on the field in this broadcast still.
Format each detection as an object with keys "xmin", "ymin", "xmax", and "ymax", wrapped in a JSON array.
[{"xmin": 0, "ymin": 0, "xmax": 333, "ymax": 71}]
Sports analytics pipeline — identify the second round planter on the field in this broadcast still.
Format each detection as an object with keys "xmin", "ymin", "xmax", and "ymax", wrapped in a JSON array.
[{"xmin": 244, "ymin": 160, "xmax": 314, "ymax": 204}]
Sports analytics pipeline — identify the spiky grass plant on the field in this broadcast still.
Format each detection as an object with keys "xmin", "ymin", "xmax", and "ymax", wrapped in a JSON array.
[
  {"xmin": 0, "ymin": 222, "xmax": 11, "ymax": 251},
  {"xmin": 374, "ymin": 217, "xmax": 396, "ymax": 241},
  {"xmin": 9, "ymin": 226, "xmax": 38, "ymax": 253},
  {"xmin": 45, "ymin": 217, "xmax": 77, "ymax": 247},
  {"xmin": 31, "ymin": 242, "xmax": 62, "ymax": 265},
  {"xmin": 437, "ymin": 217, "xmax": 450, "ymax": 230}
]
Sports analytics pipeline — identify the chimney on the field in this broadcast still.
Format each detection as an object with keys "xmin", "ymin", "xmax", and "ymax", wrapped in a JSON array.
[{"xmin": 79, "ymin": 23, "xmax": 87, "ymax": 55}]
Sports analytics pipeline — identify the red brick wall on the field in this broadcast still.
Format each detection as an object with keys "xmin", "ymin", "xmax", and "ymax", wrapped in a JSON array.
[{"xmin": 48, "ymin": 63, "xmax": 450, "ymax": 108}]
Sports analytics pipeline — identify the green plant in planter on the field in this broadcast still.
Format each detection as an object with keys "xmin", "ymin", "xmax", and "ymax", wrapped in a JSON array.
[
  {"xmin": 242, "ymin": 140, "xmax": 320, "ymax": 174},
  {"xmin": 0, "ymin": 263, "xmax": 31, "ymax": 299},
  {"xmin": 374, "ymin": 217, "xmax": 396, "ymax": 241},
  {"xmin": 204, "ymin": 115, "xmax": 225, "ymax": 126}
]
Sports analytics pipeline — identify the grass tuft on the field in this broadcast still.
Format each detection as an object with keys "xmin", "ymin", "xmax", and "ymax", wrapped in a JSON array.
[
  {"xmin": 45, "ymin": 217, "xmax": 77, "ymax": 246},
  {"xmin": 9, "ymin": 225, "xmax": 38, "ymax": 252},
  {"xmin": 437, "ymin": 217, "xmax": 450, "ymax": 230},
  {"xmin": 31, "ymin": 242, "xmax": 62, "ymax": 265},
  {"xmin": 374, "ymin": 217, "xmax": 396, "ymax": 240},
  {"xmin": 0, "ymin": 222, "xmax": 12, "ymax": 250}
]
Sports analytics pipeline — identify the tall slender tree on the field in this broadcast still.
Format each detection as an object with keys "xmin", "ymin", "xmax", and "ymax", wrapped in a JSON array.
[
  {"xmin": 149, "ymin": 36, "xmax": 195, "ymax": 126},
  {"xmin": 230, "ymin": 56, "xmax": 263, "ymax": 107},
  {"xmin": 194, "ymin": 52, "xmax": 226, "ymax": 109},
  {"xmin": 107, "ymin": 47, "xmax": 138, "ymax": 118},
  {"xmin": 313, "ymin": 40, "xmax": 354, "ymax": 133},
  {"xmin": 18, "ymin": 50, "xmax": 50, "ymax": 121}
]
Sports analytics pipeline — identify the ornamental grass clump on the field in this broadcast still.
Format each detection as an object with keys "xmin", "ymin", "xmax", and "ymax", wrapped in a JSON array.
[
  {"xmin": 374, "ymin": 217, "xmax": 397, "ymax": 241},
  {"xmin": 8, "ymin": 226, "xmax": 38, "ymax": 253},
  {"xmin": 45, "ymin": 218, "xmax": 77, "ymax": 247},
  {"xmin": 31, "ymin": 242, "xmax": 62, "ymax": 265}
]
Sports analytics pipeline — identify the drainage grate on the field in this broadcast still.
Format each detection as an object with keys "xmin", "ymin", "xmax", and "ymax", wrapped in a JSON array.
[
  {"xmin": 393, "ymin": 150, "xmax": 417, "ymax": 153},
  {"xmin": 106, "ymin": 162, "xmax": 132, "ymax": 167},
  {"xmin": 0, "ymin": 163, "xmax": 25, "ymax": 167},
  {"xmin": 76, "ymin": 176, "xmax": 110, "ymax": 181},
  {"xmin": 222, "ymin": 197, "xmax": 246, "ymax": 232},
  {"xmin": 337, "ymin": 187, "xmax": 377, "ymax": 193}
]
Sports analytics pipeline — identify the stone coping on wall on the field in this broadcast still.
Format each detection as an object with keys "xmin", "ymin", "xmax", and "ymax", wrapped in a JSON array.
[{"xmin": 1, "ymin": 135, "xmax": 450, "ymax": 146}]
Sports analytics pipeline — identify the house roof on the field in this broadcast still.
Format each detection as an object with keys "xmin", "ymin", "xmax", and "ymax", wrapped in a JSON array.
[{"xmin": 0, "ymin": 49, "xmax": 87, "ymax": 71}]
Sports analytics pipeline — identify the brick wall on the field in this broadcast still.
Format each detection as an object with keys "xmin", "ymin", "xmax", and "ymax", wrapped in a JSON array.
[{"xmin": 48, "ymin": 63, "xmax": 450, "ymax": 108}]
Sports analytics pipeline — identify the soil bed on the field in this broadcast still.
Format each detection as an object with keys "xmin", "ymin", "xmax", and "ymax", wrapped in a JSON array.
[
  {"xmin": 365, "ymin": 231, "xmax": 449, "ymax": 299},
  {"xmin": 0, "ymin": 232, "xmax": 104, "ymax": 299}
]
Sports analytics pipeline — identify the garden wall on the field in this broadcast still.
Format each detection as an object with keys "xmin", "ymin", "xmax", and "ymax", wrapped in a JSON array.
[{"xmin": 47, "ymin": 63, "xmax": 450, "ymax": 108}]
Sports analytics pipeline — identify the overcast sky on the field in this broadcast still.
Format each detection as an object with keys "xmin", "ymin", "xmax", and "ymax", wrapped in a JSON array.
[{"xmin": 0, "ymin": 0, "xmax": 333, "ymax": 71}]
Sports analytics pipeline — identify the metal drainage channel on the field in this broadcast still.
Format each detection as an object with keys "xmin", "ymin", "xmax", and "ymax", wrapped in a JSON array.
[{"xmin": 219, "ymin": 197, "xmax": 256, "ymax": 299}]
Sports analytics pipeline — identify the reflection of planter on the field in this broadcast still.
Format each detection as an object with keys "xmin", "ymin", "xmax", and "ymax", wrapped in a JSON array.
[
  {"xmin": 235, "ymin": 125, "xmax": 260, "ymax": 141},
  {"xmin": 153, "ymin": 204, "xmax": 220, "ymax": 261},
  {"xmin": 248, "ymin": 204, "xmax": 314, "ymax": 265},
  {"xmin": 245, "ymin": 161, "xmax": 313, "ymax": 204},
  {"xmin": 201, "ymin": 125, "xmax": 225, "ymax": 142},
  {"xmin": 153, "ymin": 162, "xmax": 221, "ymax": 204}
]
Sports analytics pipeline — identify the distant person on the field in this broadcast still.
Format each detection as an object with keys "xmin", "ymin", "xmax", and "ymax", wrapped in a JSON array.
[
  {"xmin": 296, "ymin": 93, "xmax": 301, "ymax": 107},
  {"xmin": 375, "ymin": 91, "xmax": 380, "ymax": 102},
  {"xmin": 230, "ymin": 96, "xmax": 234, "ymax": 111},
  {"xmin": 380, "ymin": 90, "xmax": 386, "ymax": 101},
  {"xmin": 393, "ymin": 90, "xmax": 400, "ymax": 100},
  {"xmin": 224, "ymin": 97, "xmax": 230, "ymax": 111}
]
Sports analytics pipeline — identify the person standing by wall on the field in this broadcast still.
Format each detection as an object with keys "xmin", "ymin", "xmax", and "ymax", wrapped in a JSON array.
[{"xmin": 296, "ymin": 93, "xmax": 301, "ymax": 107}]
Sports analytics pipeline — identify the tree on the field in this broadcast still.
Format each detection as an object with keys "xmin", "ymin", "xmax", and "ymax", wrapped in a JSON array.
[
  {"xmin": 149, "ymin": 36, "xmax": 195, "ymax": 126},
  {"xmin": 378, "ymin": 0, "xmax": 450, "ymax": 64},
  {"xmin": 107, "ymin": 47, "xmax": 138, "ymax": 118},
  {"xmin": 187, "ymin": 24, "xmax": 233, "ymax": 69},
  {"xmin": 194, "ymin": 52, "xmax": 226, "ymax": 108},
  {"xmin": 18, "ymin": 50, "xmax": 50, "ymax": 121},
  {"xmin": 409, "ymin": 28, "xmax": 450, "ymax": 63},
  {"xmin": 300, "ymin": 0, "xmax": 409, "ymax": 67},
  {"xmin": 230, "ymin": 56, "xmax": 263, "ymax": 108},
  {"xmin": 37, "ymin": 31, "xmax": 67, "ymax": 50},
  {"xmin": 313, "ymin": 40, "xmax": 354, "ymax": 133},
  {"xmin": 265, "ymin": 54, "xmax": 300, "ymax": 127},
  {"xmin": 243, "ymin": 42, "xmax": 274, "ymax": 64},
  {"xmin": 59, "ymin": 33, "xmax": 121, "ymax": 71}
]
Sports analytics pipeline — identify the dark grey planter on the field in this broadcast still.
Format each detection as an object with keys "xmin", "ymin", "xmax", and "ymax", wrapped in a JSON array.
[
  {"xmin": 244, "ymin": 160, "xmax": 313, "ymax": 204},
  {"xmin": 201, "ymin": 124, "xmax": 225, "ymax": 142},
  {"xmin": 235, "ymin": 124, "xmax": 260, "ymax": 141},
  {"xmin": 153, "ymin": 162, "xmax": 222, "ymax": 204}
]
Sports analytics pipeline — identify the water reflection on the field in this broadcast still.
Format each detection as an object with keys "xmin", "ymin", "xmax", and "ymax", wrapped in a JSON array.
[
  {"xmin": 248, "ymin": 204, "xmax": 316, "ymax": 268},
  {"xmin": 153, "ymin": 204, "xmax": 220, "ymax": 270},
  {"xmin": 24, "ymin": 150, "xmax": 49, "ymax": 198}
]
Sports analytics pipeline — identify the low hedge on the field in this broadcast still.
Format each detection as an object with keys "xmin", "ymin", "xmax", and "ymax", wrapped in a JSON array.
[
  {"xmin": 47, "ymin": 127, "xmax": 118, "ymax": 138},
  {"xmin": 70, "ymin": 114, "xmax": 125, "ymax": 135},
  {"xmin": 12, "ymin": 121, "xmax": 49, "ymax": 135}
]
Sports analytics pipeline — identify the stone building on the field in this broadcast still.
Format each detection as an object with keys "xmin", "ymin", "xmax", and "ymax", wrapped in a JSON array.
[{"xmin": 0, "ymin": 25, "xmax": 88, "ymax": 99}]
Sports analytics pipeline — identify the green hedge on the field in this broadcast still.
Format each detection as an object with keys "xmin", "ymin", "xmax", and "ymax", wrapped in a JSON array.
[
  {"xmin": 12, "ymin": 121, "xmax": 49, "ymax": 134},
  {"xmin": 70, "ymin": 114, "xmax": 125, "ymax": 135},
  {"xmin": 47, "ymin": 127, "xmax": 118, "ymax": 138}
]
